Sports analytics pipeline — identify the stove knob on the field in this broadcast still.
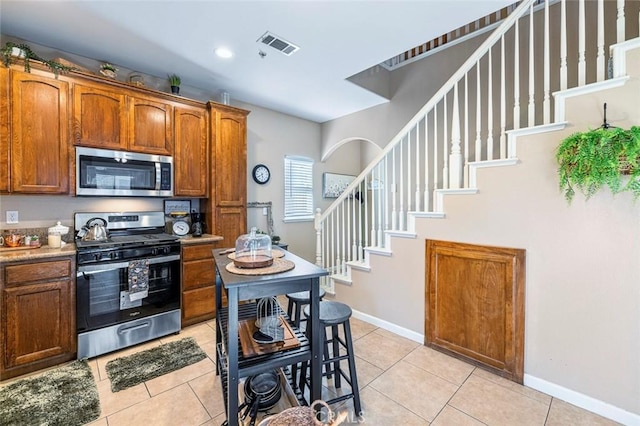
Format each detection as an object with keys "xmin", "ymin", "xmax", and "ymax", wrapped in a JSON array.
[
  {"xmin": 163, "ymin": 247, "xmax": 170, "ymax": 255},
  {"xmin": 109, "ymin": 252, "xmax": 117, "ymax": 259},
  {"xmin": 151, "ymin": 248, "xmax": 158, "ymax": 256},
  {"xmin": 94, "ymin": 253, "xmax": 102, "ymax": 261}
]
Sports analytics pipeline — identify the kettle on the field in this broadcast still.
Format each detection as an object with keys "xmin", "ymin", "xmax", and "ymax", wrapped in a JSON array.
[{"xmin": 81, "ymin": 217, "xmax": 109, "ymax": 241}]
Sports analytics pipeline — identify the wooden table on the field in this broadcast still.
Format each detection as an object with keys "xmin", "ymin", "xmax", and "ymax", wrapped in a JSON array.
[{"xmin": 213, "ymin": 249, "xmax": 328, "ymax": 426}]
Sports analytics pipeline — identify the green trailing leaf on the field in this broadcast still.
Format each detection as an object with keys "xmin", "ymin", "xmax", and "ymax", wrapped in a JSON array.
[
  {"xmin": 556, "ymin": 126, "xmax": 640, "ymax": 202},
  {"xmin": 1, "ymin": 42, "xmax": 75, "ymax": 78}
]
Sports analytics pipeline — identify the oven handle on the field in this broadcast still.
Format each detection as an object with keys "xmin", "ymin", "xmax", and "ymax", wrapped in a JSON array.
[{"xmin": 77, "ymin": 254, "xmax": 181, "ymax": 275}]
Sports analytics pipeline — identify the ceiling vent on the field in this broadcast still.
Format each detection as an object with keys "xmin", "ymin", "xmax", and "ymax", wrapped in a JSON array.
[{"xmin": 257, "ymin": 31, "xmax": 299, "ymax": 56}]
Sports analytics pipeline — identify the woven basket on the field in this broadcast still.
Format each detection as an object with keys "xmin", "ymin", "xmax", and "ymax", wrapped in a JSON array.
[{"xmin": 258, "ymin": 400, "xmax": 346, "ymax": 426}]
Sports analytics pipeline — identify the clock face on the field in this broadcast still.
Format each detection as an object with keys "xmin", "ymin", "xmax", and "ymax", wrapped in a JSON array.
[
  {"xmin": 172, "ymin": 220, "xmax": 190, "ymax": 236},
  {"xmin": 252, "ymin": 164, "xmax": 270, "ymax": 184}
]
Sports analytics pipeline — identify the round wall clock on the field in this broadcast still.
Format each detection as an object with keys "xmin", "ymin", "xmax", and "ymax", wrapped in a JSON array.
[
  {"xmin": 172, "ymin": 220, "xmax": 190, "ymax": 236},
  {"xmin": 252, "ymin": 164, "xmax": 271, "ymax": 184}
]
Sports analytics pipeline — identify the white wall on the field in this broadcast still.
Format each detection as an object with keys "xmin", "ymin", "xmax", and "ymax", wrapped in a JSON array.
[{"xmin": 336, "ymin": 48, "xmax": 640, "ymax": 422}]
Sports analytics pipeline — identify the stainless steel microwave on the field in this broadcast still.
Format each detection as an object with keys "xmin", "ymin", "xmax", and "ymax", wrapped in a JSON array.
[{"xmin": 76, "ymin": 147, "xmax": 173, "ymax": 197}]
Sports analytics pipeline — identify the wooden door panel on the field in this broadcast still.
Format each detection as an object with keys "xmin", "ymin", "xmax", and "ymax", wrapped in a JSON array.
[
  {"xmin": 0, "ymin": 67, "xmax": 9, "ymax": 192},
  {"xmin": 426, "ymin": 240, "xmax": 525, "ymax": 383},
  {"xmin": 129, "ymin": 97, "xmax": 172, "ymax": 155},
  {"xmin": 73, "ymin": 84, "xmax": 127, "ymax": 149},
  {"xmin": 214, "ymin": 111, "xmax": 246, "ymax": 207},
  {"xmin": 174, "ymin": 106, "xmax": 207, "ymax": 196},
  {"xmin": 10, "ymin": 72, "xmax": 69, "ymax": 193}
]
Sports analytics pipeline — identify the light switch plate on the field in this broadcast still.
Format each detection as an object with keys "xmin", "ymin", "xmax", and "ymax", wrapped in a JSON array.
[{"xmin": 6, "ymin": 211, "xmax": 18, "ymax": 224}]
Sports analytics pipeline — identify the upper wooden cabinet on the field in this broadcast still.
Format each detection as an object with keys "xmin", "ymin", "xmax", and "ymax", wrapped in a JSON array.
[
  {"xmin": 10, "ymin": 69, "xmax": 69, "ymax": 194},
  {"xmin": 174, "ymin": 105, "xmax": 208, "ymax": 197},
  {"xmin": 211, "ymin": 105, "xmax": 248, "ymax": 207},
  {"xmin": 128, "ymin": 95, "xmax": 173, "ymax": 155},
  {"xmin": 204, "ymin": 103, "xmax": 249, "ymax": 246},
  {"xmin": 72, "ymin": 83, "xmax": 128, "ymax": 150},
  {"xmin": 0, "ymin": 67, "xmax": 9, "ymax": 193},
  {"xmin": 73, "ymin": 83, "xmax": 173, "ymax": 155}
]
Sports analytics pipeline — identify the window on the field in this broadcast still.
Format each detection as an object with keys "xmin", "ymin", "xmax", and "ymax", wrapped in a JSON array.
[{"xmin": 284, "ymin": 156, "xmax": 314, "ymax": 222}]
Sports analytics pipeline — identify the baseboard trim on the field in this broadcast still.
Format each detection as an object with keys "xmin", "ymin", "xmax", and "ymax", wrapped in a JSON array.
[
  {"xmin": 524, "ymin": 374, "xmax": 640, "ymax": 425},
  {"xmin": 351, "ymin": 309, "xmax": 423, "ymax": 344}
]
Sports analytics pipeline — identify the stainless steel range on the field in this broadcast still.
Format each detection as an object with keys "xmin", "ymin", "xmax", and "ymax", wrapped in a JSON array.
[{"xmin": 75, "ymin": 211, "xmax": 181, "ymax": 359}]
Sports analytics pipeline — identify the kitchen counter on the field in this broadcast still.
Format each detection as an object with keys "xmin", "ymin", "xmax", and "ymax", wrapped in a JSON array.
[
  {"xmin": 0, "ymin": 243, "xmax": 76, "ymax": 263},
  {"xmin": 177, "ymin": 233, "xmax": 223, "ymax": 245}
]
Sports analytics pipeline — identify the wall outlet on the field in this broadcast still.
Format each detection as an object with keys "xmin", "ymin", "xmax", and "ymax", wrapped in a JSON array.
[
  {"xmin": 263, "ymin": 207, "xmax": 268, "ymax": 216},
  {"xmin": 6, "ymin": 210, "xmax": 18, "ymax": 224}
]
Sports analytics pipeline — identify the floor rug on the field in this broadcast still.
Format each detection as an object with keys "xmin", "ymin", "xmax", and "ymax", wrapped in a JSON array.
[
  {"xmin": 0, "ymin": 360, "xmax": 100, "ymax": 426},
  {"xmin": 106, "ymin": 337, "xmax": 207, "ymax": 392}
]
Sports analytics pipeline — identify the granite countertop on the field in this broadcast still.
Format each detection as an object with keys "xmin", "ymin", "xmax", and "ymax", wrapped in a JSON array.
[
  {"xmin": 0, "ymin": 234, "xmax": 224, "ymax": 263},
  {"xmin": 0, "ymin": 243, "xmax": 77, "ymax": 263},
  {"xmin": 177, "ymin": 234, "xmax": 224, "ymax": 245}
]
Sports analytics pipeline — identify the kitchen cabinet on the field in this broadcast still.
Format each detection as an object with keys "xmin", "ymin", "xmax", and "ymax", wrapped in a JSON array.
[
  {"xmin": 181, "ymin": 241, "xmax": 218, "ymax": 326},
  {"xmin": 1, "ymin": 255, "xmax": 76, "ymax": 380},
  {"xmin": 174, "ymin": 105, "xmax": 208, "ymax": 197},
  {"xmin": 9, "ymin": 68, "xmax": 70, "ymax": 194},
  {"xmin": 72, "ymin": 82, "xmax": 128, "ymax": 150},
  {"xmin": 73, "ymin": 82, "xmax": 173, "ymax": 155},
  {"xmin": 128, "ymin": 95, "xmax": 173, "ymax": 155},
  {"xmin": 205, "ymin": 103, "xmax": 249, "ymax": 247},
  {"xmin": 0, "ymin": 66, "xmax": 9, "ymax": 192}
]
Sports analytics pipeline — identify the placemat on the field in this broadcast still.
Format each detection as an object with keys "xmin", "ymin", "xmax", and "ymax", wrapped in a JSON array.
[
  {"xmin": 227, "ymin": 248, "xmax": 286, "ymax": 260},
  {"xmin": 226, "ymin": 258, "xmax": 295, "ymax": 275}
]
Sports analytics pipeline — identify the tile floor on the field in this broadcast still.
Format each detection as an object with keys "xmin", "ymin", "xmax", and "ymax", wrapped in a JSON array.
[{"xmin": 5, "ymin": 318, "xmax": 621, "ymax": 426}]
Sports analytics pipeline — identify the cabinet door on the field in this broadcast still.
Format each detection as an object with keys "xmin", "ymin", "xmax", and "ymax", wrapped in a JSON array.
[
  {"xmin": 72, "ymin": 83, "xmax": 127, "ymax": 150},
  {"xmin": 3, "ymin": 280, "xmax": 74, "ymax": 369},
  {"xmin": 10, "ymin": 70, "xmax": 69, "ymax": 193},
  {"xmin": 174, "ymin": 105, "xmax": 208, "ymax": 197},
  {"xmin": 215, "ymin": 206, "xmax": 246, "ymax": 248},
  {"xmin": 129, "ymin": 96, "xmax": 173, "ymax": 155},
  {"xmin": 212, "ymin": 107, "xmax": 247, "ymax": 207},
  {"xmin": 0, "ymin": 67, "xmax": 9, "ymax": 192}
]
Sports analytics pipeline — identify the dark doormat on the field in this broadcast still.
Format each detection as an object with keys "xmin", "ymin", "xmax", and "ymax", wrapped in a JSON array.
[
  {"xmin": 0, "ymin": 359, "xmax": 100, "ymax": 426},
  {"xmin": 106, "ymin": 337, "xmax": 207, "ymax": 392}
]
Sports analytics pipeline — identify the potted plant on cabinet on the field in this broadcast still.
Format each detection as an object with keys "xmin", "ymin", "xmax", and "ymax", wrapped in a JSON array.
[
  {"xmin": 167, "ymin": 73, "xmax": 181, "ymax": 94},
  {"xmin": 99, "ymin": 63, "xmax": 118, "ymax": 79},
  {"xmin": 556, "ymin": 124, "xmax": 640, "ymax": 202},
  {"xmin": 1, "ymin": 41, "xmax": 74, "ymax": 77}
]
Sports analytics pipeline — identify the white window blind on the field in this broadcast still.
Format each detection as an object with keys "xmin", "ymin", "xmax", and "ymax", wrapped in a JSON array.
[{"xmin": 284, "ymin": 156, "xmax": 314, "ymax": 222}]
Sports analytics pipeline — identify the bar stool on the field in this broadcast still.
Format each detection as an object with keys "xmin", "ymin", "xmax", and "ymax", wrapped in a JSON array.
[
  {"xmin": 299, "ymin": 301, "xmax": 361, "ymax": 416},
  {"xmin": 286, "ymin": 288, "xmax": 326, "ymax": 384},
  {"xmin": 285, "ymin": 288, "xmax": 326, "ymax": 328}
]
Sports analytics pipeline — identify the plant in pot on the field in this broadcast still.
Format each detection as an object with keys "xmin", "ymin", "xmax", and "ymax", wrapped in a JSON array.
[
  {"xmin": 1, "ymin": 41, "xmax": 74, "ymax": 78},
  {"xmin": 167, "ymin": 73, "xmax": 181, "ymax": 94},
  {"xmin": 99, "ymin": 63, "xmax": 118, "ymax": 79},
  {"xmin": 556, "ymin": 125, "xmax": 640, "ymax": 202}
]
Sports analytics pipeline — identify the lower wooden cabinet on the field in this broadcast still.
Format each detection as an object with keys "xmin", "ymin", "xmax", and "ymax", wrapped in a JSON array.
[
  {"xmin": 181, "ymin": 242, "xmax": 218, "ymax": 326},
  {"xmin": 1, "ymin": 256, "xmax": 76, "ymax": 380}
]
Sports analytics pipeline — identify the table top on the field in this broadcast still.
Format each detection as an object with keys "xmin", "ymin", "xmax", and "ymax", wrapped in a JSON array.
[{"xmin": 213, "ymin": 248, "xmax": 327, "ymax": 289}]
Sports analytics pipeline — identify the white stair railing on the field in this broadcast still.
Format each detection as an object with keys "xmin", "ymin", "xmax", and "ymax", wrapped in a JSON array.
[{"xmin": 315, "ymin": 0, "xmax": 636, "ymax": 291}]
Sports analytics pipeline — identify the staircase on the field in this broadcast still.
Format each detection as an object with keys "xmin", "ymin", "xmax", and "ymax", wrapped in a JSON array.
[
  {"xmin": 314, "ymin": 1, "xmax": 640, "ymax": 423},
  {"xmin": 315, "ymin": 0, "xmax": 640, "ymax": 292}
]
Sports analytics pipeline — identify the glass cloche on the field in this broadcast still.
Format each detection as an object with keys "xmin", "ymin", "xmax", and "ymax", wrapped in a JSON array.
[{"xmin": 234, "ymin": 227, "xmax": 273, "ymax": 268}]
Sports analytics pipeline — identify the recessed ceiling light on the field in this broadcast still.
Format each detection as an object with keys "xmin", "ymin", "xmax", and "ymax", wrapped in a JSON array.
[{"xmin": 215, "ymin": 47, "xmax": 233, "ymax": 59}]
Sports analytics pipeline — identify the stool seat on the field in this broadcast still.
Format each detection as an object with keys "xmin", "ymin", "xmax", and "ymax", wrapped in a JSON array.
[
  {"xmin": 286, "ymin": 288, "xmax": 326, "ymax": 303},
  {"xmin": 303, "ymin": 300, "xmax": 352, "ymax": 325}
]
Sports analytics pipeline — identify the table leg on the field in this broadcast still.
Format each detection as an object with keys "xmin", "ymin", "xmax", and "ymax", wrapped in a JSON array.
[
  {"xmin": 227, "ymin": 287, "xmax": 239, "ymax": 426},
  {"xmin": 309, "ymin": 277, "xmax": 322, "ymax": 402}
]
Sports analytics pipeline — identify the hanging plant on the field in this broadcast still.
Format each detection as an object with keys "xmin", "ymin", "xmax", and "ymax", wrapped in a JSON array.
[
  {"xmin": 1, "ymin": 42, "xmax": 74, "ymax": 78},
  {"xmin": 556, "ymin": 125, "xmax": 640, "ymax": 202}
]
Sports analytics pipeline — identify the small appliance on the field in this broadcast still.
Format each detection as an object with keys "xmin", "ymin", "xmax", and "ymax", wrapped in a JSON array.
[
  {"xmin": 76, "ymin": 147, "xmax": 173, "ymax": 197},
  {"xmin": 190, "ymin": 211, "xmax": 206, "ymax": 237}
]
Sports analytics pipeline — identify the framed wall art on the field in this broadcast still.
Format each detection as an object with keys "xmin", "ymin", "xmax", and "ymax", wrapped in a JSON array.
[{"xmin": 322, "ymin": 172, "xmax": 356, "ymax": 198}]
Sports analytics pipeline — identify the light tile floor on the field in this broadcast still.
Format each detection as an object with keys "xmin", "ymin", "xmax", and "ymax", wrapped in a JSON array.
[{"xmin": 6, "ymin": 318, "xmax": 621, "ymax": 426}]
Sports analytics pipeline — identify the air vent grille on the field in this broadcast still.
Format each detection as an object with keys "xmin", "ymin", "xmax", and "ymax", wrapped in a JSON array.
[{"xmin": 258, "ymin": 31, "xmax": 299, "ymax": 56}]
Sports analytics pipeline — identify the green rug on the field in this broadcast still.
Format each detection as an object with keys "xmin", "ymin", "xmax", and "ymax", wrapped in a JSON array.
[
  {"xmin": 0, "ymin": 359, "xmax": 100, "ymax": 426},
  {"xmin": 106, "ymin": 337, "xmax": 207, "ymax": 392}
]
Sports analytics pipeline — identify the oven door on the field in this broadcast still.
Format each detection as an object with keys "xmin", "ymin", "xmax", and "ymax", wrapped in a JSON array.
[{"xmin": 76, "ymin": 255, "xmax": 180, "ymax": 333}]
